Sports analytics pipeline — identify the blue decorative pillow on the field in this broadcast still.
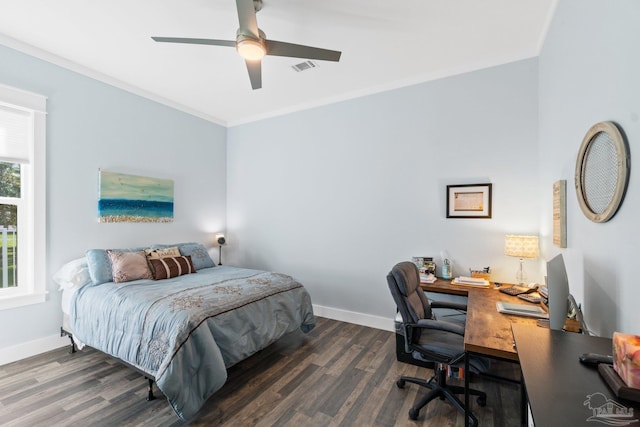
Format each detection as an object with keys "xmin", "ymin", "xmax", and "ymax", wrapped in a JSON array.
[
  {"xmin": 86, "ymin": 249, "xmax": 112, "ymax": 285},
  {"xmin": 177, "ymin": 242, "xmax": 216, "ymax": 270},
  {"xmin": 86, "ymin": 246, "xmax": 145, "ymax": 284}
]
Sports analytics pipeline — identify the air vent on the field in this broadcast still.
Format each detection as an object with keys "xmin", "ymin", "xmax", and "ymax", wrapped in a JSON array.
[{"xmin": 291, "ymin": 61, "xmax": 317, "ymax": 72}]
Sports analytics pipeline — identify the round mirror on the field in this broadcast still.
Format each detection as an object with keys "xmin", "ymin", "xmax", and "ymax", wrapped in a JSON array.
[{"xmin": 575, "ymin": 121, "xmax": 630, "ymax": 223}]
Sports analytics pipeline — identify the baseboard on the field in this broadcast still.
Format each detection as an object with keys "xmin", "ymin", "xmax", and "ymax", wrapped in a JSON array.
[
  {"xmin": 313, "ymin": 304, "xmax": 395, "ymax": 332},
  {"xmin": 0, "ymin": 333, "xmax": 69, "ymax": 367}
]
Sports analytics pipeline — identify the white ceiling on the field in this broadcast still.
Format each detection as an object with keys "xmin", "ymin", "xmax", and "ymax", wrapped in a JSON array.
[{"xmin": 0, "ymin": 0, "xmax": 556, "ymax": 127}]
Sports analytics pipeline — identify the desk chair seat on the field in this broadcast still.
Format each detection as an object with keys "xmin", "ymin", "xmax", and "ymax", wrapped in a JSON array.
[{"xmin": 388, "ymin": 261, "xmax": 488, "ymax": 426}]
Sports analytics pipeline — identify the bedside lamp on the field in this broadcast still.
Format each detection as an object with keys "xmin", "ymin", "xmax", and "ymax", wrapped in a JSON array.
[
  {"xmin": 214, "ymin": 233, "xmax": 226, "ymax": 266},
  {"xmin": 504, "ymin": 235, "xmax": 539, "ymax": 285}
]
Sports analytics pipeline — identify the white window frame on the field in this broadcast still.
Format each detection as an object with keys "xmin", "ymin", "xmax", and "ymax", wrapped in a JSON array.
[{"xmin": 0, "ymin": 83, "xmax": 46, "ymax": 310}]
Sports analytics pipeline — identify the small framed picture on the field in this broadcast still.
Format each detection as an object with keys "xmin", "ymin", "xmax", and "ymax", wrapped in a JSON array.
[{"xmin": 446, "ymin": 183, "xmax": 492, "ymax": 219}]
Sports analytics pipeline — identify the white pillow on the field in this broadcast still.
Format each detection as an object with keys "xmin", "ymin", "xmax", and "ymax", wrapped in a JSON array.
[{"xmin": 54, "ymin": 257, "xmax": 91, "ymax": 291}]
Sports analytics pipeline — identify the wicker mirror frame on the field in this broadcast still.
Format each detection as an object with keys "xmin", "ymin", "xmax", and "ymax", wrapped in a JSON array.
[{"xmin": 575, "ymin": 121, "xmax": 630, "ymax": 223}]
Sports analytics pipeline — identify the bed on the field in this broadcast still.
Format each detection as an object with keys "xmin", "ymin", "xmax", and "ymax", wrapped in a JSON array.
[{"xmin": 56, "ymin": 242, "xmax": 315, "ymax": 421}]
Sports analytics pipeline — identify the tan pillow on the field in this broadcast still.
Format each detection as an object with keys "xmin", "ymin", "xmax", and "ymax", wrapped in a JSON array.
[
  {"xmin": 145, "ymin": 246, "xmax": 181, "ymax": 260},
  {"xmin": 108, "ymin": 250, "xmax": 153, "ymax": 283},
  {"xmin": 149, "ymin": 256, "xmax": 196, "ymax": 280}
]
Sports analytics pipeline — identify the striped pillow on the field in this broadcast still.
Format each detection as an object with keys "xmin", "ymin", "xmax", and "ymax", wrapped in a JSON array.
[{"xmin": 149, "ymin": 255, "xmax": 196, "ymax": 280}]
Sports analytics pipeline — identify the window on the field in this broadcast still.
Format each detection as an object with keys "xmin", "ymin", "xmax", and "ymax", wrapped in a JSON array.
[{"xmin": 0, "ymin": 84, "xmax": 46, "ymax": 309}]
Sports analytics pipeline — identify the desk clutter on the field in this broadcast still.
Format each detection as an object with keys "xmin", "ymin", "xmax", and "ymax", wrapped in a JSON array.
[
  {"xmin": 513, "ymin": 324, "xmax": 640, "ymax": 426},
  {"xmin": 499, "ymin": 284, "xmax": 537, "ymax": 296},
  {"xmin": 496, "ymin": 301, "xmax": 548, "ymax": 319},
  {"xmin": 582, "ymin": 332, "xmax": 640, "ymax": 403},
  {"xmin": 516, "ymin": 293, "xmax": 539, "ymax": 303},
  {"xmin": 598, "ymin": 364, "xmax": 640, "ymax": 402},
  {"xmin": 411, "ymin": 257, "xmax": 492, "ymax": 286},
  {"xmin": 611, "ymin": 333, "xmax": 640, "ymax": 393},
  {"xmin": 419, "ymin": 273, "xmax": 436, "ymax": 284},
  {"xmin": 499, "ymin": 284, "xmax": 548, "ymax": 305},
  {"xmin": 574, "ymin": 332, "xmax": 640, "ymax": 403},
  {"xmin": 469, "ymin": 267, "xmax": 491, "ymax": 281},
  {"xmin": 412, "ymin": 257, "xmax": 436, "ymax": 275},
  {"xmin": 452, "ymin": 276, "xmax": 490, "ymax": 287}
]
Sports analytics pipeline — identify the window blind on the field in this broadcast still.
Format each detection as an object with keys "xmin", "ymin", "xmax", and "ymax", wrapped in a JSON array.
[{"xmin": 0, "ymin": 104, "xmax": 31, "ymax": 164}]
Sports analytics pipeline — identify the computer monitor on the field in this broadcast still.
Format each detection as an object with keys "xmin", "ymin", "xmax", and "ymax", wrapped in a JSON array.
[{"xmin": 546, "ymin": 254, "xmax": 570, "ymax": 330}]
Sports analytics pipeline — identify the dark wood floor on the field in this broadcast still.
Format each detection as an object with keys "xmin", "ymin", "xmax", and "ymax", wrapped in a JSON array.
[{"xmin": 0, "ymin": 317, "xmax": 521, "ymax": 426}]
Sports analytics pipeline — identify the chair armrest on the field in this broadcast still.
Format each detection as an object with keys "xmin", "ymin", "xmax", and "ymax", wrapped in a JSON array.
[
  {"xmin": 430, "ymin": 300, "xmax": 467, "ymax": 311},
  {"xmin": 400, "ymin": 319, "xmax": 465, "ymax": 353},
  {"xmin": 415, "ymin": 318, "xmax": 465, "ymax": 336}
]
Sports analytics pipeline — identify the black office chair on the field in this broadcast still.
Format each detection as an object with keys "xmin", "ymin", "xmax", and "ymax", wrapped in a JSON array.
[{"xmin": 387, "ymin": 261, "xmax": 488, "ymax": 426}]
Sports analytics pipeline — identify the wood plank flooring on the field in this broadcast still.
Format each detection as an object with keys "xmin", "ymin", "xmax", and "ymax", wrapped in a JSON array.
[{"xmin": 0, "ymin": 317, "xmax": 521, "ymax": 426}]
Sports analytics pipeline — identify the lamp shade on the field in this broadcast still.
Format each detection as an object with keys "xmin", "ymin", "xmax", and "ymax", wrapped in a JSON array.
[{"xmin": 504, "ymin": 235, "xmax": 539, "ymax": 259}]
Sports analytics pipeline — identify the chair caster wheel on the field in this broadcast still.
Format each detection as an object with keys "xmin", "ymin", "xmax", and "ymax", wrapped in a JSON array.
[
  {"xmin": 477, "ymin": 396, "xmax": 487, "ymax": 407},
  {"xmin": 409, "ymin": 408, "xmax": 419, "ymax": 420},
  {"xmin": 396, "ymin": 379, "xmax": 406, "ymax": 389}
]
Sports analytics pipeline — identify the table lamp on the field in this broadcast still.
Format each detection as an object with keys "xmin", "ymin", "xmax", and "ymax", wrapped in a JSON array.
[
  {"xmin": 504, "ymin": 235, "xmax": 539, "ymax": 285},
  {"xmin": 214, "ymin": 233, "xmax": 226, "ymax": 265}
]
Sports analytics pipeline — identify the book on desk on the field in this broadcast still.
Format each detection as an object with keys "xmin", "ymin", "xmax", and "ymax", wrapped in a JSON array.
[
  {"xmin": 451, "ymin": 276, "xmax": 490, "ymax": 288},
  {"xmin": 419, "ymin": 273, "xmax": 436, "ymax": 284}
]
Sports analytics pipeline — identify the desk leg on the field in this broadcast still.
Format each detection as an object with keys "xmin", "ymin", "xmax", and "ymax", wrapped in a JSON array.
[
  {"xmin": 465, "ymin": 351, "xmax": 470, "ymax": 427},
  {"xmin": 520, "ymin": 370, "xmax": 527, "ymax": 427}
]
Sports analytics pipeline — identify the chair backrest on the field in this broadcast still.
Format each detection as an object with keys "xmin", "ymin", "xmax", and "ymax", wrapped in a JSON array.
[{"xmin": 387, "ymin": 261, "xmax": 433, "ymax": 325}]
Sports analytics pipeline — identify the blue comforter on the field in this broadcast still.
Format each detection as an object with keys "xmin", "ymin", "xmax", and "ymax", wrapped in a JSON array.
[{"xmin": 70, "ymin": 265, "xmax": 315, "ymax": 420}]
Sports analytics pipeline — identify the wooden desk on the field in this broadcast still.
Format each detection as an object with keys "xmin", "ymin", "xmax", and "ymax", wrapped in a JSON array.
[
  {"xmin": 422, "ymin": 280, "xmax": 539, "ymax": 361},
  {"xmin": 422, "ymin": 280, "xmax": 539, "ymax": 426},
  {"xmin": 512, "ymin": 324, "xmax": 640, "ymax": 427}
]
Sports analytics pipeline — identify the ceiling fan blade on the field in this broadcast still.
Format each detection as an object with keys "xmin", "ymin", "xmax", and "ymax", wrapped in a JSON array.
[
  {"xmin": 245, "ymin": 59, "xmax": 262, "ymax": 90},
  {"xmin": 236, "ymin": 0, "xmax": 259, "ymax": 38},
  {"xmin": 152, "ymin": 37, "xmax": 236, "ymax": 47},
  {"xmin": 264, "ymin": 40, "xmax": 341, "ymax": 62}
]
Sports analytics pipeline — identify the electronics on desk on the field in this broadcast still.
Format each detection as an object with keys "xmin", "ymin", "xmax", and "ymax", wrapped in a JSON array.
[
  {"xmin": 496, "ymin": 302, "xmax": 549, "ymax": 319},
  {"xmin": 517, "ymin": 293, "xmax": 543, "ymax": 304},
  {"xmin": 579, "ymin": 353, "xmax": 613, "ymax": 366},
  {"xmin": 538, "ymin": 285, "xmax": 549, "ymax": 298},
  {"xmin": 547, "ymin": 254, "xmax": 590, "ymax": 334},
  {"xmin": 499, "ymin": 283, "xmax": 539, "ymax": 296}
]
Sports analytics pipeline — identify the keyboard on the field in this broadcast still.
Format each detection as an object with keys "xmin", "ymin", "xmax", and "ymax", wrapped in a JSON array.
[
  {"xmin": 518, "ymin": 293, "xmax": 542, "ymax": 304},
  {"xmin": 499, "ymin": 285, "xmax": 535, "ymax": 296}
]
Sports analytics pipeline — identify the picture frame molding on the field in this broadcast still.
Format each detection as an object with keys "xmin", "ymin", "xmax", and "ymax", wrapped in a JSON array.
[
  {"xmin": 574, "ymin": 121, "xmax": 630, "ymax": 223},
  {"xmin": 446, "ymin": 183, "xmax": 492, "ymax": 219},
  {"xmin": 98, "ymin": 170, "xmax": 175, "ymax": 223},
  {"xmin": 553, "ymin": 179, "xmax": 567, "ymax": 248}
]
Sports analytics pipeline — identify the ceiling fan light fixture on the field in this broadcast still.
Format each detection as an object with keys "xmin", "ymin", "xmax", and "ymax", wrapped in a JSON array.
[
  {"xmin": 153, "ymin": 1, "xmax": 341, "ymax": 89},
  {"xmin": 237, "ymin": 38, "xmax": 265, "ymax": 61}
]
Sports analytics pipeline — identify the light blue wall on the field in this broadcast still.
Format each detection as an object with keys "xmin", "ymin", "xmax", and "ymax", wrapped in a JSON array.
[
  {"xmin": 4, "ymin": 0, "xmax": 636, "ymax": 358},
  {"xmin": 538, "ymin": 0, "xmax": 640, "ymax": 336},
  {"xmin": 227, "ymin": 59, "xmax": 540, "ymax": 321},
  {"xmin": 0, "ymin": 44, "xmax": 227, "ymax": 350}
]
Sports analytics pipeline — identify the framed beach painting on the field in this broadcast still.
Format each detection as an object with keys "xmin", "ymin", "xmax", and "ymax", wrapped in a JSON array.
[{"xmin": 98, "ymin": 170, "xmax": 174, "ymax": 223}]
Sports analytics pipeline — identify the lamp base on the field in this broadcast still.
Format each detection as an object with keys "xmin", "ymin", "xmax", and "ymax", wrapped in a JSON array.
[{"xmin": 515, "ymin": 258, "xmax": 527, "ymax": 285}]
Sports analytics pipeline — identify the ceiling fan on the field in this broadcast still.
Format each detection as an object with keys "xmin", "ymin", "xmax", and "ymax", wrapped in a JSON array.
[{"xmin": 152, "ymin": 0, "xmax": 342, "ymax": 90}]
